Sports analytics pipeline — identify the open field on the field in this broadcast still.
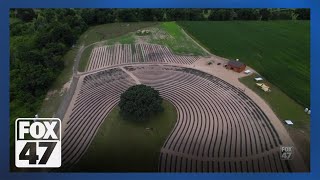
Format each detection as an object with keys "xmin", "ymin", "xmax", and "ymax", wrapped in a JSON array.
[
  {"xmin": 72, "ymin": 100, "xmax": 177, "ymax": 172},
  {"xmin": 239, "ymin": 74, "xmax": 310, "ymax": 166},
  {"xmin": 78, "ymin": 22, "xmax": 159, "ymax": 46},
  {"xmin": 78, "ymin": 46, "xmax": 94, "ymax": 72},
  {"xmin": 106, "ymin": 33, "xmax": 136, "ymax": 45},
  {"xmin": 178, "ymin": 21, "xmax": 310, "ymax": 107},
  {"xmin": 149, "ymin": 22, "xmax": 208, "ymax": 56}
]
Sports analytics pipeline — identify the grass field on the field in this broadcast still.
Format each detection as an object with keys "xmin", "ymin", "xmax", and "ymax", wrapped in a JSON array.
[
  {"xmin": 106, "ymin": 33, "xmax": 136, "ymax": 45},
  {"xmin": 239, "ymin": 74, "xmax": 310, "ymax": 166},
  {"xmin": 71, "ymin": 100, "xmax": 177, "ymax": 172},
  {"xmin": 178, "ymin": 21, "xmax": 310, "ymax": 107},
  {"xmin": 78, "ymin": 22, "xmax": 159, "ymax": 46},
  {"xmin": 149, "ymin": 22, "xmax": 208, "ymax": 56},
  {"xmin": 78, "ymin": 45, "xmax": 94, "ymax": 72}
]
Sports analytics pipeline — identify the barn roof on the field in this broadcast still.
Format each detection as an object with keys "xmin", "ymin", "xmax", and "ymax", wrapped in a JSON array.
[{"xmin": 228, "ymin": 60, "xmax": 245, "ymax": 68}]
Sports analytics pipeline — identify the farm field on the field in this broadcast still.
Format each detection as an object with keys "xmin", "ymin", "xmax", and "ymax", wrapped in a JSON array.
[
  {"xmin": 178, "ymin": 21, "xmax": 310, "ymax": 107},
  {"xmin": 71, "ymin": 100, "xmax": 177, "ymax": 172}
]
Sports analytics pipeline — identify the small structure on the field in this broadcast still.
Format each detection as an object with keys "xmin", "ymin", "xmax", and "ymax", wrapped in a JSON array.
[
  {"xmin": 226, "ymin": 60, "xmax": 246, "ymax": 73},
  {"xmin": 307, "ymin": 110, "xmax": 311, "ymax": 115},
  {"xmin": 244, "ymin": 70, "xmax": 251, "ymax": 74},
  {"xmin": 254, "ymin": 77, "xmax": 263, "ymax": 81},
  {"xmin": 304, "ymin": 108, "xmax": 308, "ymax": 112},
  {"xmin": 256, "ymin": 83, "xmax": 271, "ymax": 92},
  {"xmin": 284, "ymin": 120, "xmax": 294, "ymax": 125}
]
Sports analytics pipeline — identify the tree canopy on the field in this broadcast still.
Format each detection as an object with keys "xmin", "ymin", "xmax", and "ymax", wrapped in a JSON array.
[{"xmin": 119, "ymin": 85, "xmax": 163, "ymax": 121}]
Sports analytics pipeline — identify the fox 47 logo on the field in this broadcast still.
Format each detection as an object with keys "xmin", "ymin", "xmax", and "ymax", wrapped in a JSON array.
[
  {"xmin": 15, "ymin": 118, "xmax": 61, "ymax": 168},
  {"xmin": 280, "ymin": 146, "xmax": 294, "ymax": 160}
]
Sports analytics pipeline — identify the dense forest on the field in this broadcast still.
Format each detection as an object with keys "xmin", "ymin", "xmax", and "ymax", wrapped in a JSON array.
[{"xmin": 10, "ymin": 8, "xmax": 310, "ymax": 122}]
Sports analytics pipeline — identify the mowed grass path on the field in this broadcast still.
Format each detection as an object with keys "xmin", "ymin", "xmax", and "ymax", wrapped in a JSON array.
[
  {"xmin": 71, "ymin": 100, "xmax": 177, "ymax": 172},
  {"xmin": 178, "ymin": 21, "xmax": 310, "ymax": 107}
]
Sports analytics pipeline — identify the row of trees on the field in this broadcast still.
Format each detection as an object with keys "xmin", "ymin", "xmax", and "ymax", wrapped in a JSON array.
[
  {"xmin": 207, "ymin": 8, "xmax": 310, "ymax": 21},
  {"xmin": 10, "ymin": 8, "xmax": 310, "ymax": 119},
  {"xmin": 78, "ymin": 8, "xmax": 310, "ymax": 25}
]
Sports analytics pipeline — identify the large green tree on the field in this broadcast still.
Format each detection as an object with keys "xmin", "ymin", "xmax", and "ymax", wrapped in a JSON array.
[{"xmin": 119, "ymin": 85, "xmax": 163, "ymax": 121}]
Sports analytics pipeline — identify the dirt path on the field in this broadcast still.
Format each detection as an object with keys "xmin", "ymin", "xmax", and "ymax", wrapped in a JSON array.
[
  {"xmin": 54, "ymin": 45, "xmax": 84, "ymax": 120},
  {"xmin": 120, "ymin": 67, "xmax": 141, "ymax": 84}
]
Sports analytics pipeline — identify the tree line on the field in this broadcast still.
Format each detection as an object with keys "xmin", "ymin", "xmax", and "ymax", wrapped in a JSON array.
[
  {"xmin": 10, "ymin": 8, "xmax": 310, "ymax": 120},
  {"xmin": 77, "ymin": 8, "xmax": 310, "ymax": 25},
  {"xmin": 10, "ymin": 9, "xmax": 88, "ymax": 119}
]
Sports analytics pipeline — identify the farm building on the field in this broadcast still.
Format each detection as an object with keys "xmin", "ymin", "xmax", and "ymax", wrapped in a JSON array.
[{"xmin": 226, "ymin": 60, "xmax": 246, "ymax": 73}]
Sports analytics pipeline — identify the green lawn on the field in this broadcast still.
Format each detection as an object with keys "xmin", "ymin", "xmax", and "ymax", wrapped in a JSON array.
[
  {"xmin": 150, "ymin": 22, "xmax": 208, "ymax": 56},
  {"xmin": 78, "ymin": 45, "xmax": 94, "ymax": 72},
  {"xmin": 71, "ymin": 100, "xmax": 177, "ymax": 172},
  {"xmin": 78, "ymin": 22, "xmax": 159, "ymax": 46},
  {"xmin": 239, "ymin": 74, "xmax": 310, "ymax": 166},
  {"xmin": 107, "ymin": 33, "xmax": 136, "ymax": 45},
  {"xmin": 178, "ymin": 21, "xmax": 310, "ymax": 107}
]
